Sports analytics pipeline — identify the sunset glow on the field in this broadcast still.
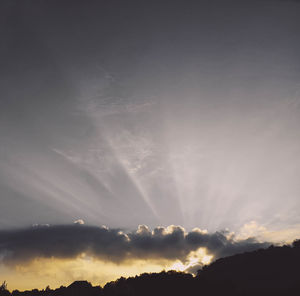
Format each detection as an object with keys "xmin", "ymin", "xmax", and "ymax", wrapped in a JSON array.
[{"xmin": 1, "ymin": 0, "xmax": 300, "ymax": 292}]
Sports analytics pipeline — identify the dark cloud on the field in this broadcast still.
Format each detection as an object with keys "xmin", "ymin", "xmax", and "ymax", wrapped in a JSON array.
[{"xmin": 0, "ymin": 224, "xmax": 269, "ymax": 266}]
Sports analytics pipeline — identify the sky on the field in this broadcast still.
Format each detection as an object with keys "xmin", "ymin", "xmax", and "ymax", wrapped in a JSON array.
[{"xmin": 1, "ymin": 0, "xmax": 300, "ymax": 291}]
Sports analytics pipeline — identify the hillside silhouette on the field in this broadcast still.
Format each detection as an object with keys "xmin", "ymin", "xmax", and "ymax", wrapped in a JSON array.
[{"xmin": 2, "ymin": 240, "xmax": 300, "ymax": 296}]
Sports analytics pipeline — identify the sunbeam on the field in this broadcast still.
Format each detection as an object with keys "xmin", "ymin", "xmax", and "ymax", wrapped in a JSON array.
[{"xmin": 1, "ymin": 0, "xmax": 300, "ymax": 291}]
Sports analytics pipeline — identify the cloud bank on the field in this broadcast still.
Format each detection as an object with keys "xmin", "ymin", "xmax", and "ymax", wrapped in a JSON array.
[{"xmin": 0, "ymin": 224, "xmax": 269, "ymax": 266}]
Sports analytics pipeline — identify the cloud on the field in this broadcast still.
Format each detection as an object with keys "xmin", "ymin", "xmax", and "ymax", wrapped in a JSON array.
[
  {"xmin": 237, "ymin": 221, "xmax": 300, "ymax": 243},
  {"xmin": 74, "ymin": 219, "xmax": 85, "ymax": 225},
  {"xmin": 0, "ymin": 224, "xmax": 269, "ymax": 267}
]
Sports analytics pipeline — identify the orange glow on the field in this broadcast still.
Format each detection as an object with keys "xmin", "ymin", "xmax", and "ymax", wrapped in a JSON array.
[
  {"xmin": 1, "ymin": 256, "xmax": 174, "ymax": 291},
  {"xmin": 1, "ymin": 248, "xmax": 213, "ymax": 291}
]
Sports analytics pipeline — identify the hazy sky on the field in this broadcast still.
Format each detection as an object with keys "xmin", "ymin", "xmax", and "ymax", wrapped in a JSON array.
[{"xmin": 1, "ymin": 0, "xmax": 300, "ymax": 290}]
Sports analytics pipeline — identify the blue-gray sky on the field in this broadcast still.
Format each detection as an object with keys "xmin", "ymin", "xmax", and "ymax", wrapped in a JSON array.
[{"xmin": 1, "ymin": 0, "xmax": 300, "ymax": 236}]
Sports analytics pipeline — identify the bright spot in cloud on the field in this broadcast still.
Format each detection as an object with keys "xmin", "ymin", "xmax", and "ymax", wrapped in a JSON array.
[
  {"xmin": 74, "ymin": 219, "xmax": 85, "ymax": 225},
  {"xmin": 169, "ymin": 248, "xmax": 213, "ymax": 273}
]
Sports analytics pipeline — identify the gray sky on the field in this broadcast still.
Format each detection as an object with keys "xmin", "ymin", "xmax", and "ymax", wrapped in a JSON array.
[{"xmin": 1, "ymin": 0, "xmax": 300, "ymax": 236}]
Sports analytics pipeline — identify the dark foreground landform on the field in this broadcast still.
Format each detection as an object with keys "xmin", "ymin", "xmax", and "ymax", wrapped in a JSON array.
[{"xmin": 2, "ymin": 240, "xmax": 300, "ymax": 296}]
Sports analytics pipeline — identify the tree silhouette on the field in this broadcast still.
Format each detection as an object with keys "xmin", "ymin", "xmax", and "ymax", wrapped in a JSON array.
[
  {"xmin": 0, "ymin": 282, "xmax": 7, "ymax": 291},
  {"xmin": 0, "ymin": 282, "xmax": 10, "ymax": 296},
  {"xmin": 292, "ymin": 239, "xmax": 300, "ymax": 248}
]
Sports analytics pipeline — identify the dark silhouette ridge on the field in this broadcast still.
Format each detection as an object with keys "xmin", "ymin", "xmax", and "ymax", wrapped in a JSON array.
[{"xmin": 2, "ymin": 239, "xmax": 300, "ymax": 296}]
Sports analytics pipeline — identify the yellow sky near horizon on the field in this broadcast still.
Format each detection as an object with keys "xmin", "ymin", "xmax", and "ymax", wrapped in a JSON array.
[{"xmin": 1, "ymin": 248, "xmax": 213, "ymax": 292}]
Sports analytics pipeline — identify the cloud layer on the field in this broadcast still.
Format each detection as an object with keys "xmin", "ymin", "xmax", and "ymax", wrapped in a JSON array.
[{"xmin": 0, "ymin": 224, "xmax": 269, "ymax": 266}]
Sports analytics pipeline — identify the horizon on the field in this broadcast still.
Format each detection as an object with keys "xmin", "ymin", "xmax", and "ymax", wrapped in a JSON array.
[{"xmin": 2, "ymin": 239, "xmax": 300, "ymax": 292}]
